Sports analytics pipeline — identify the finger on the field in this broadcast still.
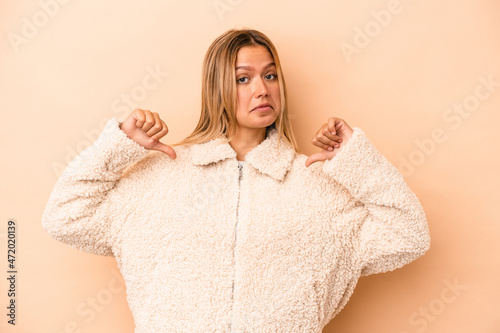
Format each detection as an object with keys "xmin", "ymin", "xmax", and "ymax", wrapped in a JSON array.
[
  {"xmin": 150, "ymin": 119, "xmax": 169, "ymax": 141},
  {"xmin": 146, "ymin": 112, "xmax": 163, "ymax": 137},
  {"xmin": 153, "ymin": 142, "xmax": 177, "ymax": 159},
  {"xmin": 133, "ymin": 109, "xmax": 146, "ymax": 127},
  {"xmin": 316, "ymin": 135, "xmax": 341, "ymax": 148},
  {"xmin": 328, "ymin": 117, "xmax": 339, "ymax": 135},
  {"xmin": 313, "ymin": 134, "xmax": 340, "ymax": 150},
  {"xmin": 313, "ymin": 140, "xmax": 336, "ymax": 151},
  {"xmin": 305, "ymin": 156, "xmax": 314, "ymax": 167},
  {"xmin": 305, "ymin": 153, "xmax": 325, "ymax": 167},
  {"xmin": 142, "ymin": 110, "xmax": 155, "ymax": 132},
  {"xmin": 328, "ymin": 117, "xmax": 345, "ymax": 135},
  {"xmin": 321, "ymin": 126, "xmax": 343, "ymax": 143},
  {"xmin": 312, "ymin": 137, "xmax": 335, "ymax": 151}
]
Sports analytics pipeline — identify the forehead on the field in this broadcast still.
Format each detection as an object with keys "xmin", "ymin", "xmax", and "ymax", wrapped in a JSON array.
[{"xmin": 235, "ymin": 45, "xmax": 275, "ymax": 68}]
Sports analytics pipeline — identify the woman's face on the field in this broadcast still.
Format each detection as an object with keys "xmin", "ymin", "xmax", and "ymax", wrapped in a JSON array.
[{"xmin": 234, "ymin": 45, "xmax": 281, "ymax": 132}]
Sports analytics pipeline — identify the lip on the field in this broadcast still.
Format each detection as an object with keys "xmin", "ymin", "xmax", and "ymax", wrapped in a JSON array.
[{"xmin": 252, "ymin": 103, "xmax": 273, "ymax": 111}]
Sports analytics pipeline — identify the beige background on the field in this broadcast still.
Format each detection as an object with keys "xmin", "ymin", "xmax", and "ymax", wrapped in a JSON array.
[{"xmin": 1, "ymin": 0, "xmax": 499, "ymax": 332}]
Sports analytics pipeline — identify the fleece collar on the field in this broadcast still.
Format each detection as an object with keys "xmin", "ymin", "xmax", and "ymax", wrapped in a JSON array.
[{"xmin": 190, "ymin": 128, "xmax": 296, "ymax": 181}]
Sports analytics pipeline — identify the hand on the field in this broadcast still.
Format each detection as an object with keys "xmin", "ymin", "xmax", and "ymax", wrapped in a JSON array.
[
  {"xmin": 119, "ymin": 108, "xmax": 176, "ymax": 159},
  {"xmin": 305, "ymin": 117, "xmax": 353, "ymax": 167}
]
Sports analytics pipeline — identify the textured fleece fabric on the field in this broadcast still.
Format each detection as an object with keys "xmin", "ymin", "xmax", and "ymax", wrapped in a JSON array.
[{"xmin": 41, "ymin": 117, "xmax": 431, "ymax": 332}]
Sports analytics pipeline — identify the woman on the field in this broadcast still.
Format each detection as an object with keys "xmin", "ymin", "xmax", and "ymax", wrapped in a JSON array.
[{"xmin": 42, "ymin": 28, "xmax": 431, "ymax": 332}]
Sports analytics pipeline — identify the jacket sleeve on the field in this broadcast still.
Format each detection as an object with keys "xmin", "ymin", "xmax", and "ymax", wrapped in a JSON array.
[
  {"xmin": 41, "ymin": 117, "xmax": 150, "ymax": 256},
  {"xmin": 322, "ymin": 127, "xmax": 431, "ymax": 276}
]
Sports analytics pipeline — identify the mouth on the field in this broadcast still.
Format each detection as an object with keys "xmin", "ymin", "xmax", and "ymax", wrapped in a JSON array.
[{"xmin": 252, "ymin": 103, "xmax": 273, "ymax": 111}]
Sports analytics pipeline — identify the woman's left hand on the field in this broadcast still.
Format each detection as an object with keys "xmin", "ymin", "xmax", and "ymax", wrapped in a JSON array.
[{"xmin": 305, "ymin": 117, "xmax": 354, "ymax": 167}]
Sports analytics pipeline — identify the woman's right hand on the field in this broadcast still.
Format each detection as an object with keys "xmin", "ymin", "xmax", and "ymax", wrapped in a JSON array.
[{"xmin": 119, "ymin": 108, "xmax": 176, "ymax": 159}]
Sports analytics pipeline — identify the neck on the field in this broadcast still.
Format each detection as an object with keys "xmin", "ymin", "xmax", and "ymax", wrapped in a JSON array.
[{"xmin": 228, "ymin": 127, "xmax": 267, "ymax": 161}]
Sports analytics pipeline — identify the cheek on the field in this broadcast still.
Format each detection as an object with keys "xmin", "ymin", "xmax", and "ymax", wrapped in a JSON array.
[
  {"xmin": 236, "ymin": 89, "xmax": 242, "ymax": 105},
  {"xmin": 236, "ymin": 90, "xmax": 247, "ymax": 118},
  {"xmin": 237, "ymin": 89, "xmax": 250, "ymax": 108},
  {"xmin": 272, "ymin": 86, "xmax": 281, "ymax": 106}
]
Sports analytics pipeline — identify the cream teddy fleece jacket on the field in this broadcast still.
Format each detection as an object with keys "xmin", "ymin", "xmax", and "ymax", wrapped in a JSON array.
[{"xmin": 41, "ymin": 117, "xmax": 431, "ymax": 332}]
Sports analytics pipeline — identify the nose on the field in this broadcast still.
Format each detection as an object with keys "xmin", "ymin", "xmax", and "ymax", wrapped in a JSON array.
[{"xmin": 253, "ymin": 77, "xmax": 269, "ymax": 97}]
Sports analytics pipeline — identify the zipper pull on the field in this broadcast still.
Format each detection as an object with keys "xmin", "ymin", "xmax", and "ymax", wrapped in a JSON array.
[{"xmin": 238, "ymin": 163, "xmax": 243, "ymax": 180}]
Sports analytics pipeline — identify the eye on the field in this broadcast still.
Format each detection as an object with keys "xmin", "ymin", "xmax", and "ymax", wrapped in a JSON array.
[
  {"xmin": 237, "ymin": 76, "xmax": 249, "ymax": 83},
  {"xmin": 265, "ymin": 73, "xmax": 277, "ymax": 80}
]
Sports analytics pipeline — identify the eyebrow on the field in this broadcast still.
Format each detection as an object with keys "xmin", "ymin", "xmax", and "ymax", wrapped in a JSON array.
[{"xmin": 235, "ymin": 62, "xmax": 276, "ymax": 71}]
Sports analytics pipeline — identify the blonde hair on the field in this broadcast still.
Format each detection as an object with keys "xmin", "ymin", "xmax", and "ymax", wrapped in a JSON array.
[{"xmin": 171, "ymin": 28, "xmax": 300, "ymax": 154}]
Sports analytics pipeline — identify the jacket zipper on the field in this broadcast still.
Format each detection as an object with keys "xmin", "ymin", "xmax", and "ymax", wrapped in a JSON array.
[{"xmin": 230, "ymin": 161, "xmax": 243, "ymax": 332}]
